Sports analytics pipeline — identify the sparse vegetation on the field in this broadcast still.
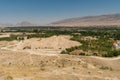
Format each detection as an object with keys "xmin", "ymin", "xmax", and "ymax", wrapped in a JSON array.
[
  {"xmin": 62, "ymin": 29, "xmax": 120, "ymax": 57},
  {"xmin": 4, "ymin": 75, "xmax": 13, "ymax": 80},
  {"xmin": 0, "ymin": 34, "xmax": 18, "ymax": 41},
  {"xmin": 102, "ymin": 50, "xmax": 120, "ymax": 57},
  {"xmin": 99, "ymin": 66, "xmax": 113, "ymax": 71},
  {"xmin": 79, "ymin": 52, "xmax": 85, "ymax": 56}
]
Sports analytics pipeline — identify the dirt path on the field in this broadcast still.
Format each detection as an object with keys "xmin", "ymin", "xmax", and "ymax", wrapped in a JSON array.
[
  {"xmin": 0, "ymin": 34, "xmax": 10, "ymax": 38},
  {"xmin": 90, "ymin": 56, "xmax": 120, "ymax": 60}
]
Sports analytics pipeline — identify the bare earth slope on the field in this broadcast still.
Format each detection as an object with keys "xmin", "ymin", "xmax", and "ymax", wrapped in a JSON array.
[
  {"xmin": 0, "ymin": 50, "xmax": 120, "ymax": 80},
  {"xmin": 0, "ymin": 35, "xmax": 120, "ymax": 80},
  {"xmin": 50, "ymin": 14, "xmax": 120, "ymax": 26},
  {"xmin": 0, "ymin": 35, "xmax": 81, "ymax": 54}
]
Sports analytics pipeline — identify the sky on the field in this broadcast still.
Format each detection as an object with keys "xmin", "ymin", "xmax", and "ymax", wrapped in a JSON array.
[{"xmin": 0, "ymin": 0, "xmax": 120, "ymax": 25}]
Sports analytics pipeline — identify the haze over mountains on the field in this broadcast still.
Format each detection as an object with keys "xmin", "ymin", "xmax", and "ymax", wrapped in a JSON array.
[
  {"xmin": 1, "ymin": 14, "xmax": 120, "ymax": 27},
  {"xmin": 16, "ymin": 21, "xmax": 37, "ymax": 27},
  {"xmin": 0, "ymin": 23, "xmax": 13, "ymax": 27},
  {"xmin": 0, "ymin": 21, "xmax": 37, "ymax": 27},
  {"xmin": 50, "ymin": 13, "xmax": 120, "ymax": 26}
]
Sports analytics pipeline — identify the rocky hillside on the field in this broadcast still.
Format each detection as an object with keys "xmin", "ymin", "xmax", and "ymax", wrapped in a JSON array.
[{"xmin": 50, "ymin": 14, "xmax": 120, "ymax": 27}]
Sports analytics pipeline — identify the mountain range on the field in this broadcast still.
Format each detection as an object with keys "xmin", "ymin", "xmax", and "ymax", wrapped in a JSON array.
[
  {"xmin": 0, "ymin": 23, "xmax": 13, "ymax": 27},
  {"xmin": 0, "ymin": 21, "xmax": 37, "ymax": 27},
  {"xmin": 1, "ymin": 14, "xmax": 120, "ymax": 27},
  {"xmin": 50, "ymin": 14, "xmax": 120, "ymax": 26},
  {"xmin": 16, "ymin": 21, "xmax": 37, "ymax": 27}
]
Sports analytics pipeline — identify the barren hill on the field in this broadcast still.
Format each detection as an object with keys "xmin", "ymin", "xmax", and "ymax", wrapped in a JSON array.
[
  {"xmin": 0, "ymin": 50, "xmax": 119, "ymax": 80},
  {"xmin": 50, "ymin": 14, "xmax": 120, "ymax": 27},
  {"xmin": 0, "ymin": 35, "xmax": 81, "ymax": 54},
  {"xmin": 16, "ymin": 21, "xmax": 37, "ymax": 27}
]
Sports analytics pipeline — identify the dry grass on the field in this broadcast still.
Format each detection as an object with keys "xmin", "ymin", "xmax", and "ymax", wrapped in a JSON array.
[{"xmin": 0, "ymin": 50, "xmax": 120, "ymax": 80}]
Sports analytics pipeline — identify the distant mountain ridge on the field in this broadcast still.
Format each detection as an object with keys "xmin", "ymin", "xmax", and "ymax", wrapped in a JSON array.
[
  {"xmin": 50, "ymin": 14, "xmax": 120, "ymax": 26},
  {"xmin": 0, "ymin": 23, "xmax": 13, "ymax": 27},
  {"xmin": 1, "ymin": 14, "xmax": 120, "ymax": 27},
  {"xmin": 16, "ymin": 21, "xmax": 37, "ymax": 27},
  {"xmin": 0, "ymin": 21, "xmax": 38, "ymax": 27}
]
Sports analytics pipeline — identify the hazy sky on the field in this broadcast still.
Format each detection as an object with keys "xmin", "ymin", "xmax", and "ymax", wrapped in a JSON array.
[{"xmin": 0, "ymin": 0, "xmax": 120, "ymax": 24}]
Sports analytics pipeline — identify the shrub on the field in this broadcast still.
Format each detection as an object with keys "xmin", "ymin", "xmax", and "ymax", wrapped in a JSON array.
[
  {"xmin": 102, "ymin": 50, "xmax": 120, "ymax": 57},
  {"xmin": 79, "ymin": 52, "xmax": 85, "ymax": 56},
  {"xmin": 61, "ymin": 50, "xmax": 69, "ymax": 54},
  {"xmin": 92, "ymin": 53, "xmax": 98, "ymax": 56},
  {"xmin": 4, "ymin": 75, "xmax": 13, "ymax": 80},
  {"xmin": 99, "ymin": 66, "xmax": 109, "ymax": 70},
  {"xmin": 61, "ymin": 50, "xmax": 66, "ymax": 54}
]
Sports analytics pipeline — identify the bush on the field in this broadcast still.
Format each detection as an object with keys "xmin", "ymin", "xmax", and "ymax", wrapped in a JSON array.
[
  {"xmin": 100, "ymin": 66, "xmax": 109, "ymax": 70},
  {"xmin": 92, "ymin": 53, "xmax": 98, "ymax": 56},
  {"xmin": 4, "ymin": 75, "xmax": 13, "ymax": 80},
  {"xmin": 61, "ymin": 50, "xmax": 66, "ymax": 54},
  {"xmin": 79, "ymin": 52, "xmax": 85, "ymax": 56},
  {"xmin": 102, "ymin": 50, "xmax": 120, "ymax": 57}
]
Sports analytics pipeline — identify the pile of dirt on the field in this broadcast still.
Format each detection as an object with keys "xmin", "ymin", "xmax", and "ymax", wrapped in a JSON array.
[
  {"xmin": 0, "ymin": 35, "xmax": 81, "ymax": 54},
  {"xmin": 20, "ymin": 35, "xmax": 81, "ymax": 50}
]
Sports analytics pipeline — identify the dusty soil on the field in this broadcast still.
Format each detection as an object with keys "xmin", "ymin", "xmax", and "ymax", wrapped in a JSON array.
[
  {"xmin": 0, "ymin": 35, "xmax": 120, "ymax": 80},
  {"xmin": 0, "ymin": 35, "xmax": 81, "ymax": 54},
  {"xmin": 0, "ymin": 34, "xmax": 10, "ymax": 38},
  {"xmin": 0, "ymin": 50, "xmax": 120, "ymax": 80}
]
